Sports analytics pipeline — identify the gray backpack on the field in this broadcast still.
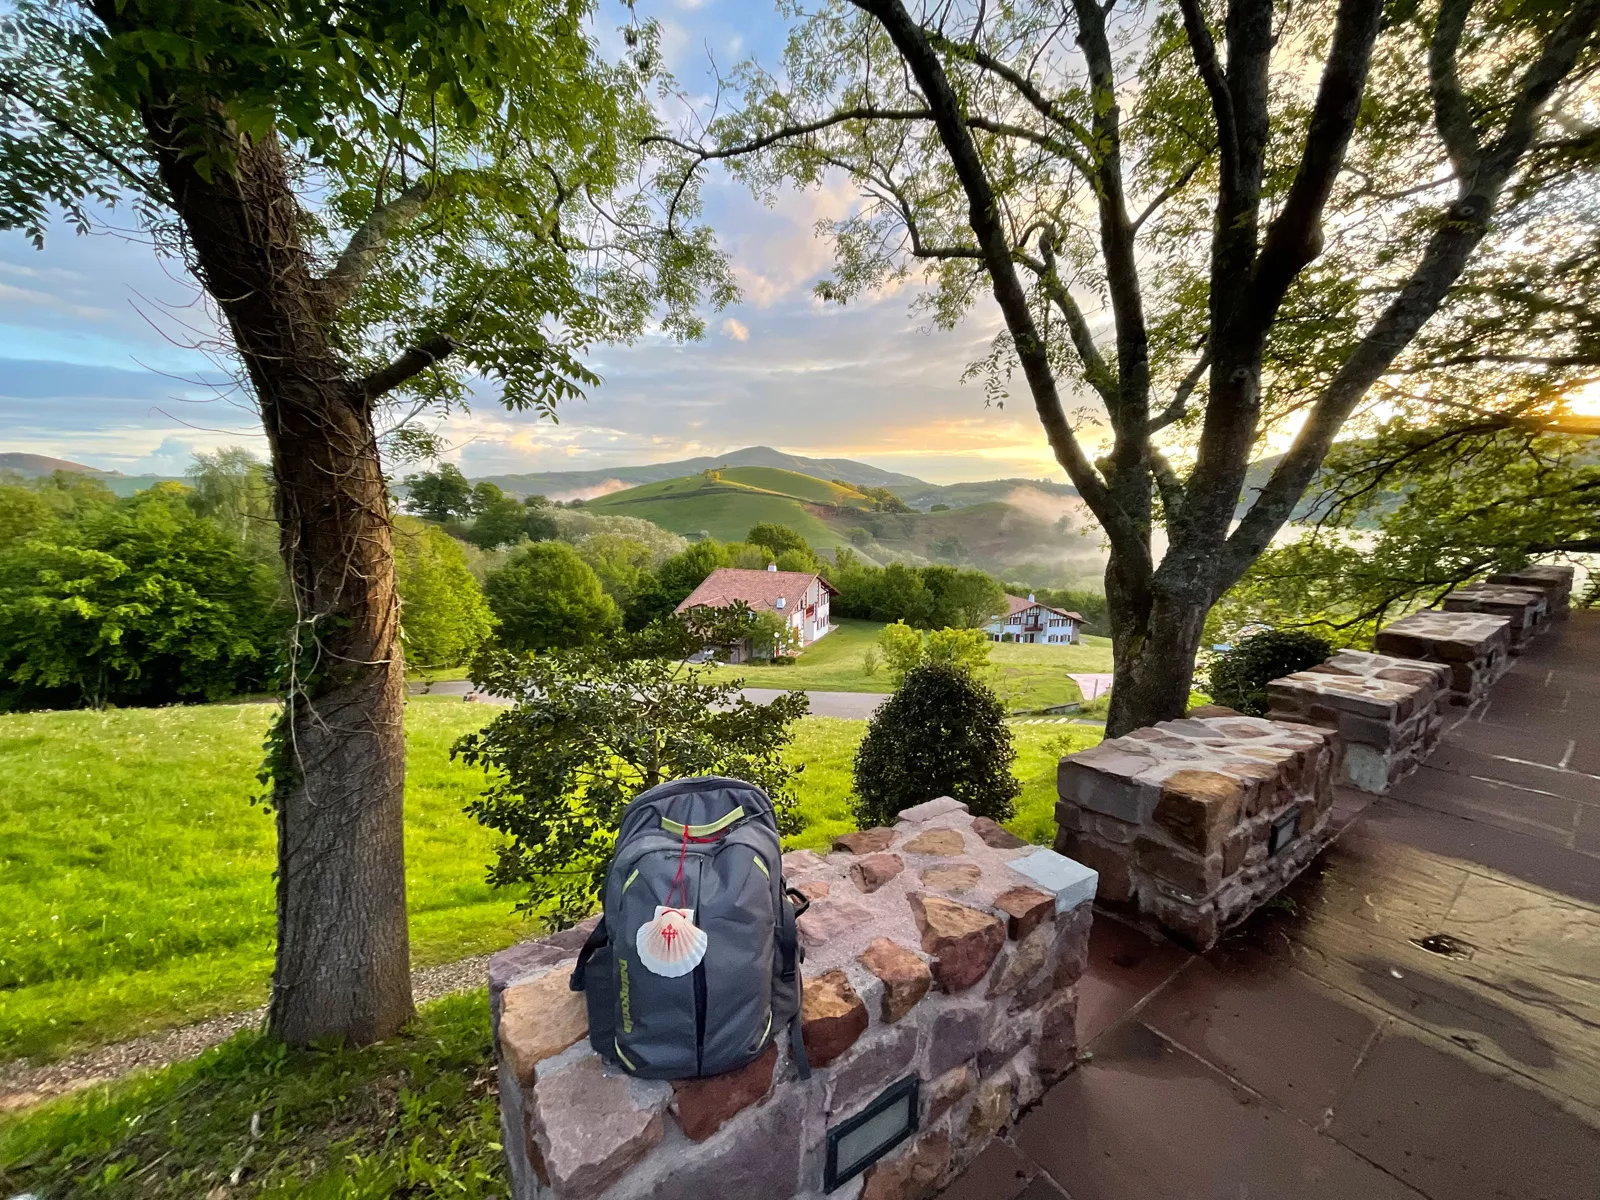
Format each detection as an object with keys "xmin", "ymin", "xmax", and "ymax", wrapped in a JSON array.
[{"xmin": 569, "ymin": 776, "xmax": 811, "ymax": 1080}]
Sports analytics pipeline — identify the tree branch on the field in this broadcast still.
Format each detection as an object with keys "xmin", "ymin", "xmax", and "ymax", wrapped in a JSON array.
[
  {"xmin": 1017, "ymin": 238, "xmax": 1118, "ymax": 405},
  {"xmin": 0, "ymin": 75, "xmax": 162, "ymax": 197},
  {"xmin": 1175, "ymin": 0, "xmax": 1239, "ymax": 194},
  {"xmin": 848, "ymin": 0, "xmax": 1146, "ymax": 570},
  {"xmin": 358, "ymin": 335, "xmax": 457, "ymax": 401},
  {"xmin": 1149, "ymin": 350, "xmax": 1211, "ymax": 433},
  {"xmin": 1250, "ymin": 0, "xmax": 1386, "ymax": 318},
  {"xmin": 1225, "ymin": 0, "xmax": 1600, "ymax": 582},
  {"xmin": 320, "ymin": 180, "xmax": 438, "ymax": 312},
  {"xmin": 1429, "ymin": 0, "xmax": 1483, "ymax": 178}
]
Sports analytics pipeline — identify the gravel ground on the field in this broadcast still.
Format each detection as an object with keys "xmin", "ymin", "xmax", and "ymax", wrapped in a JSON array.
[{"xmin": 0, "ymin": 953, "xmax": 495, "ymax": 1113}]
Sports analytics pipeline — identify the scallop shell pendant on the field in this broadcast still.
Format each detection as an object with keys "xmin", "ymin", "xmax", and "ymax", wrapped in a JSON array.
[{"xmin": 635, "ymin": 906, "xmax": 708, "ymax": 977}]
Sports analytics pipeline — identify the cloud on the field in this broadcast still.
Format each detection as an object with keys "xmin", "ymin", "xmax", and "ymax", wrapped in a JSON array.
[{"xmin": 721, "ymin": 317, "xmax": 749, "ymax": 341}]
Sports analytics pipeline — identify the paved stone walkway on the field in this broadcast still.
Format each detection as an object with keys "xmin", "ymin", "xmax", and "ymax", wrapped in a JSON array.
[{"xmin": 945, "ymin": 610, "xmax": 1600, "ymax": 1200}]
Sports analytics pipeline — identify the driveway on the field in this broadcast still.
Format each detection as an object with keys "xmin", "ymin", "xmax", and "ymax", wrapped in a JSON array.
[{"xmin": 409, "ymin": 679, "xmax": 889, "ymax": 719}]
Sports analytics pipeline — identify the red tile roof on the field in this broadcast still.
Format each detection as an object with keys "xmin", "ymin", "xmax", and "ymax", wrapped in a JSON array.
[
  {"xmin": 674, "ymin": 567, "xmax": 838, "ymax": 616},
  {"xmin": 1001, "ymin": 594, "xmax": 1084, "ymax": 622}
]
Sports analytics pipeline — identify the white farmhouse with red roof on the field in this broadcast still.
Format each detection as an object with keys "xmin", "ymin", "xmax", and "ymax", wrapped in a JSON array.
[
  {"xmin": 674, "ymin": 565, "xmax": 838, "ymax": 660},
  {"xmin": 983, "ymin": 593, "xmax": 1084, "ymax": 645}
]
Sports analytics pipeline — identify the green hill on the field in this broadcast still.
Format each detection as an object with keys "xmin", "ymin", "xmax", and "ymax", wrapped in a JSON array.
[
  {"xmin": 583, "ymin": 466, "xmax": 1106, "ymax": 584},
  {"xmin": 585, "ymin": 469, "xmax": 861, "ymax": 546}
]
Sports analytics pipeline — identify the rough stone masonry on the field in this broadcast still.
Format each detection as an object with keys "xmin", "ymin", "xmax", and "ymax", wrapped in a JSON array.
[
  {"xmin": 489, "ymin": 798, "xmax": 1096, "ymax": 1200},
  {"xmin": 1373, "ymin": 609, "xmax": 1513, "ymax": 706},
  {"xmin": 1055, "ymin": 715, "xmax": 1335, "ymax": 951},
  {"xmin": 1266, "ymin": 649, "xmax": 1450, "ymax": 794}
]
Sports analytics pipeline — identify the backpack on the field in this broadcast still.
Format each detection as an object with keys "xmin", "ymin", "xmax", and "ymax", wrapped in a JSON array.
[{"xmin": 569, "ymin": 776, "xmax": 812, "ymax": 1081}]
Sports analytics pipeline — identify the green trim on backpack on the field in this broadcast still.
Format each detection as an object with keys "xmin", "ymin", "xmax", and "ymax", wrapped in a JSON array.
[
  {"xmin": 660, "ymin": 807, "xmax": 745, "ymax": 838},
  {"xmin": 752, "ymin": 855, "xmax": 770, "ymax": 878}
]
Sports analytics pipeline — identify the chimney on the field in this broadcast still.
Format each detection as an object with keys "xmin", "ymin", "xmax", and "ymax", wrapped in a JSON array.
[
  {"xmin": 1028, "ymin": 592, "xmax": 1036, "ymax": 603},
  {"xmin": 767, "ymin": 562, "xmax": 778, "ymax": 572}
]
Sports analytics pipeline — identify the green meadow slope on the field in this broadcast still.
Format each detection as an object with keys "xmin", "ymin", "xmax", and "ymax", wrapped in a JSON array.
[
  {"xmin": 585, "ymin": 466, "xmax": 875, "ymax": 546},
  {"xmin": 583, "ymin": 466, "xmax": 1106, "ymax": 585}
]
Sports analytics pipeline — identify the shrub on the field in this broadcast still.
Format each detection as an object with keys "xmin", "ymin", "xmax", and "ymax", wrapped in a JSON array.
[
  {"xmin": 483, "ymin": 541, "xmax": 618, "ymax": 652},
  {"xmin": 923, "ymin": 627, "xmax": 991, "ymax": 674},
  {"xmin": 862, "ymin": 644, "xmax": 881, "ymax": 677},
  {"xmin": 1205, "ymin": 629, "xmax": 1332, "ymax": 716},
  {"xmin": 852, "ymin": 662, "xmax": 1020, "ymax": 826},
  {"xmin": 458, "ymin": 643, "xmax": 807, "ymax": 921},
  {"xmin": 877, "ymin": 622, "xmax": 990, "ymax": 682},
  {"xmin": 877, "ymin": 620, "xmax": 925, "ymax": 680}
]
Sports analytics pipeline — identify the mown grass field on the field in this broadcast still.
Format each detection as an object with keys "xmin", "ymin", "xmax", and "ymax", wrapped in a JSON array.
[
  {"xmin": 0, "ymin": 697, "xmax": 1098, "ymax": 1064},
  {"xmin": 0, "ymin": 990, "xmax": 505, "ymax": 1199},
  {"xmin": 708, "ymin": 617, "xmax": 1115, "ymax": 710}
]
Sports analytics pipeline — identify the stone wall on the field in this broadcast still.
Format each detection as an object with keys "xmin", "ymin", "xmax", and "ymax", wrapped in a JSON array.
[
  {"xmin": 1487, "ymin": 564, "xmax": 1575, "ymax": 621},
  {"xmin": 1266, "ymin": 649, "xmax": 1450, "ymax": 794},
  {"xmin": 1372, "ymin": 610, "xmax": 1512, "ymax": 706},
  {"xmin": 1054, "ymin": 716, "xmax": 1334, "ymax": 951},
  {"xmin": 1441, "ymin": 583, "xmax": 1549, "ymax": 650},
  {"xmin": 491, "ymin": 798, "xmax": 1096, "ymax": 1200}
]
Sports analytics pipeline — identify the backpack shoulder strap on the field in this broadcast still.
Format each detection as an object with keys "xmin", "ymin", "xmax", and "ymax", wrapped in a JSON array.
[
  {"xmin": 569, "ymin": 920, "xmax": 610, "ymax": 992},
  {"xmin": 778, "ymin": 885, "xmax": 811, "ymax": 1079}
]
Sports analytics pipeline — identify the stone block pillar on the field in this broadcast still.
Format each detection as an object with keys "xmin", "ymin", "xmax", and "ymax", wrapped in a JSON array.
[
  {"xmin": 1266, "ymin": 649, "xmax": 1449, "ymax": 793},
  {"xmin": 490, "ymin": 798, "xmax": 1095, "ymax": 1200},
  {"xmin": 1054, "ymin": 716, "xmax": 1335, "ymax": 951},
  {"xmin": 1487, "ymin": 564, "xmax": 1575, "ymax": 621},
  {"xmin": 1372, "ymin": 610, "xmax": 1512, "ymax": 705},
  {"xmin": 1441, "ymin": 583, "xmax": 1549, "ymax": 650}
]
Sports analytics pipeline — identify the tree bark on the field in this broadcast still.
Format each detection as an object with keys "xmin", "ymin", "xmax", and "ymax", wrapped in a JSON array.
[
  {"xmin": 140, "ymin": 113, "xmax": 414, "ymax": 1046},
  {"xmin": 1103, "ymin": 575, "xmax": 1211, "ymax": 738}
]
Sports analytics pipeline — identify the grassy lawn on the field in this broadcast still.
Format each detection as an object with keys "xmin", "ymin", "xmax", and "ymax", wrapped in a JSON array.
[
  {"xmin": 709, "ymin": 617, "xmax": 1115, "ymax": 710},
  {"xmin": 0, "ymin": 990, "xmax": 505, "ymax": 1199},
  {"xmin": 784, "ymin": 717, "xmax": 1102, "ymax": 850},
  {"xmin": 0, "ymin": 699, "xmax": 530, "ymax": 1064},
  {"xmin": 1, "ymin": 697, "xmax": 1100, "ymax": 1064},
  {"xmin": 0, "ymin": 704, "xmax": 1102, "ymax": 1195}
]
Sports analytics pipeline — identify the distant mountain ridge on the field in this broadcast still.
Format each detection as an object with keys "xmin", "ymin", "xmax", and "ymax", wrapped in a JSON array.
[
  {"xmin": 476, "ymin": 444, "xmax": 927, "ymax": 499},
  {"xmin": 0, "ymin": 452, "xmax": 182, "ymax": 497},
  {"xmin": 0, "ymin": 452, "xmax": 109, "ymax": 476}
]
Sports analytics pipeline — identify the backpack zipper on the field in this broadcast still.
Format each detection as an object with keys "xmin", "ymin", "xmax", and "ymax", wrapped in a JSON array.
[{"xmin": 693, "ymin": 961, "xmax": 708, "ymax": 1075}]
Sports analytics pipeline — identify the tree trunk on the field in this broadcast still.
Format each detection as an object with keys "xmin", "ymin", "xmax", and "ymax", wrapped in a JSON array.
[
  {"xmin": 142, "ymin": 114, "xmax": 414, "ymax": 1044},
  {"xmin": 1103, "ymin": 562, "xmax": 1210, "ymax": 738}
]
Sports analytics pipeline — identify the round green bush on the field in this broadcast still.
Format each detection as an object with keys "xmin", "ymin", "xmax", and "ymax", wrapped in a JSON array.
[
  {"xmin": 851, "ymin": 662, "xmax": 1020, "ymax": 827},
  {"xmin": 1205, "ymin": 629, "xmax": 1332, "ymax": 716}
]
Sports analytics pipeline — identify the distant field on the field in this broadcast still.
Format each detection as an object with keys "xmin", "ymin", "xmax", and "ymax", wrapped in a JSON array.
[
  {"xmin": 0, "ymin": 697, "xmax": 1096, "ymax": 1061},
  {"xmin": 709, "ymin": 617, "xmax": 1115, "ymax": 710},
  {"xmin": 586, "ymin": 468, "xmax": 863, "ymax": 546}
]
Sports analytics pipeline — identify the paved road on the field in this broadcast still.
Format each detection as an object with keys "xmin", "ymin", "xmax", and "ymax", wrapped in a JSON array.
[
  {"xmin": 409, "ymin": 679, "xmax": 889, "ymax": 719},
  {"xmin": 738, "ymin": 688, "xmax": 888, "ymax": 719}
]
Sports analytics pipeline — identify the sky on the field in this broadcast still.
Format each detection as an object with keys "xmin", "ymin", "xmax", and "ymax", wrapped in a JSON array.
[{"xmin": 0, "ymin": 1, "xmax": 1093, "ymax": 486}]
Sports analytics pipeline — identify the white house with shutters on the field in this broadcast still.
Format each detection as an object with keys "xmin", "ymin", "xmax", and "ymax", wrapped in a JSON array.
[
  {"xmin": 983, "ymin": 594, "xmax": 1084, "ymax": 645},
  {"xmin": 674, "ymin": 565, "xmax": 837, "ymax": 660}
]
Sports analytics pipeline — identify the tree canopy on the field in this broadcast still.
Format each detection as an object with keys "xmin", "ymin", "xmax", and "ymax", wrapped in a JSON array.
[
  {"xmin": 0, "ymin": 482, "xmax": 286, "ymax": 710},
  {"xmin": 657, "ymin": 0, "xmax": 1600, "ymax": 733},
  {"xmin": 484, "ymin": 539, "xmax": 619, "ymax": 652}
]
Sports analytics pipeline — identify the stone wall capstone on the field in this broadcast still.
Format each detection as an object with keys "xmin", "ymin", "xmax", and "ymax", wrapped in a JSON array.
[
  {"xmin": 1054, "ymin": 715, "xmax": 1335, "ymax": 951},
  {"xmin": 1440, "ymin": 583, "xmax": 1549, "ymax": 650},
  {"xmin": 1486, "ymin": 563, "xmax": 1575, "ymax": 621},
  {"xmin": 1266, "ymin": 649, "xmax": 1449, "ymax": 793},
  {"xmin": 1372, "ymin": 610, "xmax": 1512, "ymax": 706},
  {"xmin": 491, "ymin": 798, "xmax": 1096, "ymax": 1200}
]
